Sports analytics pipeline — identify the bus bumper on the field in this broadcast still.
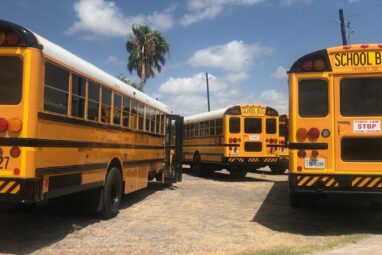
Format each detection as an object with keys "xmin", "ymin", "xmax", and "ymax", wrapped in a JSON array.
[
  {"xmin": 289, "ymin": 173, "xmax": 382, "ymax": 197},
  {"xmin": 0, "ymin": 178, "xmax": 41, "ymax": 203}
]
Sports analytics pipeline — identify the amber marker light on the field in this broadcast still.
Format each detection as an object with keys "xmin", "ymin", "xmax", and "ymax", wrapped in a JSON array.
[
  {"xmin": 296, "ymin": 128, "xmax": 308, "ymax": 140},
  {"xmin": 8, "ymin": 118, "xmax": 22, "ymax": 133}
]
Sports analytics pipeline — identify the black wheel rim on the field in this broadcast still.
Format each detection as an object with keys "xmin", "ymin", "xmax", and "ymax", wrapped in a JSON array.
[{"xmin": 110, "ymin": 181, "xmax": 121, "ymax": 211}]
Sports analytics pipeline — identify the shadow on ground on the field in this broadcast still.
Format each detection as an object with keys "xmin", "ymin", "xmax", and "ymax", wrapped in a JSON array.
[
  {"xmin": 0, "ymin": 182, "xmax": 172, "ymax": 254},
  {"xmin": 253, "ymin": 181, "xmax": 382, "ymax": 236},
  {"xmin": 182, "ymin": 168, "xmax": 276, "ymax": 183}
]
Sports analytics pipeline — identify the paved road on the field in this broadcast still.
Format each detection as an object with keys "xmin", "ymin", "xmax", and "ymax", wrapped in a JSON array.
[
  {"xmin": 0, "ymin": 169, "xmax": 380, "ymax": 254},
  {"xmin": 317, "ymin": 235, "xmax": 382, "ymax": 255}
]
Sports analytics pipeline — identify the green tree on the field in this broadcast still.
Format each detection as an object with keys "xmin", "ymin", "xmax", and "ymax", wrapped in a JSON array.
[
  {"xmin": 126, "ymin": 25, "xmax": 169, "ymax": 89},
  {"xmin": 115, "ymin": 73, "xmax": 143, "ymax": 91}
]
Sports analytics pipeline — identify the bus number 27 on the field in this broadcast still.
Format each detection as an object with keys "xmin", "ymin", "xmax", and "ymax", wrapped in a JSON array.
[{"xmin": 0, "ymin": 157, "xmax": 9, "ymax": 170}]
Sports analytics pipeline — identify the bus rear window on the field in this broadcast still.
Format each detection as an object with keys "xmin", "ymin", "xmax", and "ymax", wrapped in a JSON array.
[
  {"xmin": 0, "ymin": 57, "xmax": 22, "ymax": 104},
  {"xmin": 245, "ymin": 118, "xmax": 262, "ymax": 134},
  {"xmin": 341, "ymin": 78, "xmax": 382, "ymax": 116},
  {"xmin": 229, "ymin": 117, "xmax": 240, "ymax": 133},
  {"xmin": 279, "ymin": 123, "xmax": 286, "ymax": 137},
  {"xmin": 266, "ymin": 118, "xmax": 276, "ymax": 134},
  {"xmin": 298, "ymin": 79, "xmax": 328, "ymax": 117}
]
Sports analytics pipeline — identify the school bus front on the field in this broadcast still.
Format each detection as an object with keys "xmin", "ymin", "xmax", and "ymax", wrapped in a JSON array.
[{"xmin": 288, "ymin": 44, "xmax": 382, "ymax": 205}]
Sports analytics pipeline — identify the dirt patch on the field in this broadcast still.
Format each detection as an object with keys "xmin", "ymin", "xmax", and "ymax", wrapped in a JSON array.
[{"xmin": 0, "ymin": 168, "xmax": 380, "ymax": 254}]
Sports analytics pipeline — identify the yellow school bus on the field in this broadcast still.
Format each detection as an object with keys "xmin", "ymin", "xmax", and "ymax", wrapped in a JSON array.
[
  {"xmin": 183, "ymin": 104, "xmax": 285, "ymax": 177},
  {"xmin": 0, "ymin": 19, "xmax": 183, "ymax": 218},
  {"xmin": 288, "ymin": 44, "xmax": 382, "ymax": 207},
  {"xmin": 278, "ymin": 114, "xmax": 289, "ymax": 172}
]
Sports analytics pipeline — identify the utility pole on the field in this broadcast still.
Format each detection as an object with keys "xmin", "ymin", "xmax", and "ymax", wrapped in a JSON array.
[
  {"xmin": 205, "ymin": 72, "xmax": 211, "ymax": 112},
  {"xmin": 339, "ymin": 9, "xmax": 348, "ymax": 45}
]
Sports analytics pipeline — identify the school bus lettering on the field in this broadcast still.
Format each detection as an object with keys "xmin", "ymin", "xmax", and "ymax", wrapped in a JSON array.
[
  {"xmin": 334, "ymin": 51, "xmax": 382, "ymax": 67},
  {"xmin": 241, "ymin": 107, "xmax": 266, "ymax": 115}
]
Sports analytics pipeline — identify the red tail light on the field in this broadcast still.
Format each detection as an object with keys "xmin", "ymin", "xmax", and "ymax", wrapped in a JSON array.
[
  {"xmin": 297, "ymin": 166, "xmax": 303, "ymax": 171},
  {"xmin": 308, "ymin": 128, "xmax": 320, "ymax": 140},
  {"xmin": 0, "ymin": 118, "xmax": 8, "ymax": 132},
  {"xmin": 297, "ymin": 150, "xmax": 306, "ymax": 158},
  {"xmin": 229, "ymin": 138, "xmax": 233, "ymax": 143},
  {"xmin": 311, "ymin": 150, "xmax": 319, "ymax": 158},
  {"xmin": 233, "ymin": 138, "xmax": 238, "ymax": 143},
  {"xmin": 10, "ymin": 147, "xmax": 20, "ymax": 158},
  {"xmin": 296, "ymin": 128, "xmax": 308, "ymax": 140},
  {"xmin": 6, "ymin": 32, "xmax": 19, "ymax": 45},
  {"xmin": 302, "ymin": 60, "xmax": 313, "ymax": 71},
  {"xmin": 13, "ymin": 168, "xmax": 20, "ymax": 176}
]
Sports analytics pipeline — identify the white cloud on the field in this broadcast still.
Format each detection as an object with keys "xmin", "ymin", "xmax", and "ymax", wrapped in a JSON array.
[
  {"xmin": 188, "ymin": 40, "xmax": 272, "ymax": 72},
  {"xmin": 67, "ymin": 0, "xmax": 175, "ymax": 38},
  {"xmin": 105, "ymin": 55, "xmax": 124, "ymax": 66},
  {"xmin": 180, "ymin": 0, "xmax": 264, "ymax": 26},
  {"xmin": 279, "ymin": 0, "xmax": 312, "ymax": 6},
  {"xmin": 271, "ymin": 66, "xmax": 288, "ymax": 79},
  {"xmin": 156, "ymin": 72, "xmax": 288, "ymax": 116}
]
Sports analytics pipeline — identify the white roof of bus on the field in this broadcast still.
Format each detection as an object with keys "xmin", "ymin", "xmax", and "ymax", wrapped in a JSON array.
[
  {"xmin": 184, "ymin": 107, "xmax": 231, "ymax": 123},
  {"xmin": 33, "ymin": 33, "xmax": 171, "ymax": 114}
]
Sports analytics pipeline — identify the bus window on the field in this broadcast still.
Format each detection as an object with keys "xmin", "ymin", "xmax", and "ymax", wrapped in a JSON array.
[
  {"xmin": 266, "ymin": 118, "xmax": 276, "ymax": 134},
  {"xmin": 205, "ymin": 120, "xmax": 210, "ymax": 136},
  {"xmin": 229, "ymin": 117, "xmax": 240, "ymax": 133},
  {"xmin": 216, "ymin": 119, "xmax": 223, "ymax": 135},
  {"xmin": 130, "ymin": 99, "xmax": 137, "ymax": 129},
  {"xmin": 87, "ymin": 81, "xmax": 99, "ymax": 121},
  {"xmin": 71, "ymin": 74, "xmax": 85, "ymax": 118},
  {"xmin": 138, "ymin": 102, "xmax": 144, "ymax": 130},
  {"xmin": 298, "ymin": 79, "xmax": 328, "ymax": 117},
  {"xmin": 244, "ymin": 118, "xmax": 262, "ymax": 134},
  {"xmin": 279, "ymin": 123, "xmax": 286, "ymax": 137},
  {"xmin": 150, "ymin": 108, "xmax": 155, "ymax": 133},
  {"xmin": 145, "ymin": 106, "xmax": 151, "ymax": 132},
  {"xmin": 156, "ymin": 110, "xmax": 161, "ymax": 134},
  {"xmin": 123, "ymin": 96, "xmax": 130, "ymax": 127},
  {"xmin": 210, "ymin": 119, "xmax": 216, "ymax": 135},
  {"xmin": 113, "ymin": 93, "xmax": 122, "ymax": 125},
  {"xmin": 0, "ymin": 57, "xmax": 22, "ymax": 105},
  {"xmin": 101, "ymin": 86, "xmax": 111, "ymax": 124},
  {"xmin": 200, "ymin": 121, "xmax": 205, "ymax": 136},
  {"xmin": 44, "ymin": 62, "xmax": 69, "ymax": 114},
  {"xmin": 195, "ymin": 123, "xmax": 200, "ymax": 137},
  {"xmin": 341, "ymin": 78, "xmax": 382, "ymax": 116}
]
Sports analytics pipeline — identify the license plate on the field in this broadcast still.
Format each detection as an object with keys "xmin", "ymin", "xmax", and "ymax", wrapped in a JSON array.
[
  {"xmin": 304, "ymin": 158, "xmax": 325, "ymax": 169},
  {"xmin": 0, "ymin": 156, "xmax": 10, "ymax": 170}
]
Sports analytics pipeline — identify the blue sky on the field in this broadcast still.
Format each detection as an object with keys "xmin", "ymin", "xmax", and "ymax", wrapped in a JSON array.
[{"xmin": 1, "ymin": 0, "xmax": 381, "ymax": 115}]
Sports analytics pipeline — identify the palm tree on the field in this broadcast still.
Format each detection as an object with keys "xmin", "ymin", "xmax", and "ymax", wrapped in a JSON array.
[
  {"xmin": 126, "ymin": 25, "xmax": 169, "ymax": 89},
  {"xmin": 116, "ymin": 73, "xmax": 143, "ymax": 91}
]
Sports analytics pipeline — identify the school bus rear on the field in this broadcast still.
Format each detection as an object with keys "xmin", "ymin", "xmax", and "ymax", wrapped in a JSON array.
[
  {"xmin": 288, "ymin": 44, "xmax": 382, "ymax": 205},
  {"xmin": 224, "ymin": 105, "xmax": 280, "ymax": 171},
  {"xmin": 0, "ymin": 23, "xmax": 41, "ymax": 201}
]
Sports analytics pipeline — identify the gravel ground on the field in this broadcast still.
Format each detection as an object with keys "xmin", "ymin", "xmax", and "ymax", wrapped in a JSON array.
[{"xmin": 0, "ymin": 168, "xmax": 381, "ymax": 255}]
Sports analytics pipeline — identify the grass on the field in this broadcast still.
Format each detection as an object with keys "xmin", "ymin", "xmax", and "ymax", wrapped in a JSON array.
[{"xmin": 240, "ymin": 234, "xmax": 369, "ymax": 255}]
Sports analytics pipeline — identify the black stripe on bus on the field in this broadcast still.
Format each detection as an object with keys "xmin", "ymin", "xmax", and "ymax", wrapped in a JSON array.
[
  {"xmin": 123, "ymin": 158, "xmax": 164, "ymax": 167},
  {"xmin": 36, "ymin": 163, "xmax": 108, "ymax": 176},
  {"xmin": 44, "ymin": 181, "xmax": 104, "ymax": 199},
  {"xmin": 0, "ymin": 137, "xmax": 164, "ymax": 150},
  {"xmin": 289, "ymin": 143, "xmax": 328, "ymax": 150},
  {"xmin": 38, "ymin": 112, "xmax": 165, "ymax": 138},
  {"xmin": 183, "ymin": 144, "xmax": 239, "ymax": 148}
]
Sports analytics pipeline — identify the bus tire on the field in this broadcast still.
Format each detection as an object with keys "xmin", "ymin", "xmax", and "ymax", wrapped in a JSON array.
[
  {"xmin": 99, "ymin": 167, "xmax": 122, "ymax": 219},
  {"xmin": 270, "ymin": 165, "xmax": 286, "ymax": 175},
  {"xmin": 191, "ymin": 153, "xmax": 202, "ymax": 176},
  {"xmin": 229, "ymin": 169, "xmax": 247, "ymax": 178}
]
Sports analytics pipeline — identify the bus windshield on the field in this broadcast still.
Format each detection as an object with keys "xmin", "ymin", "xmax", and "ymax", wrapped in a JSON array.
[{"xmin": 0, "ymin": 56, "xmax": 22, "ymax": 104}]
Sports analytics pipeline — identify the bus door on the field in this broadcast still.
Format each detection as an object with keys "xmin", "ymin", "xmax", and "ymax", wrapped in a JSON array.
[
  {"xmin": 334, "ymin": 75, "xmax": 382, "ymax": 173},
  {"xmin": 164, "ymin": 115, "xmax": 184, "ymax": 183}
]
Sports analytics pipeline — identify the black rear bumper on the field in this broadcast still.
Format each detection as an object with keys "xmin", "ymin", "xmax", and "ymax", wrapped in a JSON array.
[
  {"xmin": 0, "ymin": 178, "xmax": 41, "ymax": 203},
  {"xmin": 289, "ymin": 173, "xmax": 382, "ymax": 194}
]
